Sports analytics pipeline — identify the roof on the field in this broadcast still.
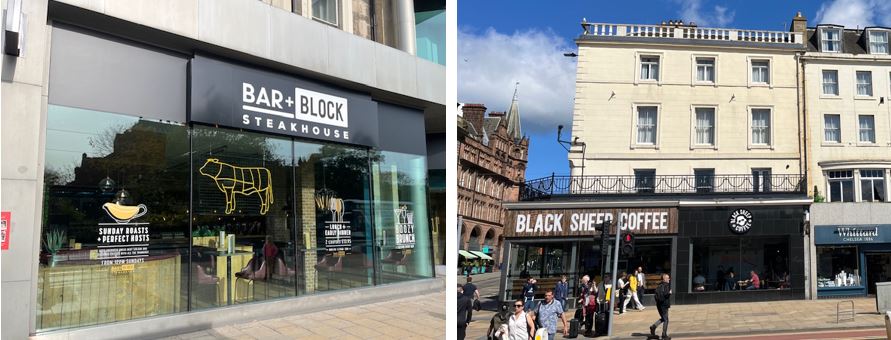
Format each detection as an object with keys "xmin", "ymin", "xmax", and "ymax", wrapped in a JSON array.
[
  {"xmin": 482, "ymin": 117, "xmax": 501, "ymax": 136},
  {"xmin": 806, "ymin": 26, "xmax": 891, "ymax": 54}
]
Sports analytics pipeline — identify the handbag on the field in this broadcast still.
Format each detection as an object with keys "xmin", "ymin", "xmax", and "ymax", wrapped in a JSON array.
[{"xmin": 473, "ymin": 299, "xmax": 481, "ymax": 311}]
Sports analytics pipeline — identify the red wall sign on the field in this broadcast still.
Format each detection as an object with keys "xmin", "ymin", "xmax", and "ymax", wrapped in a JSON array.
[{"xmin": 1, "ymin": 212, "xmax": 10, "ymax": 250}]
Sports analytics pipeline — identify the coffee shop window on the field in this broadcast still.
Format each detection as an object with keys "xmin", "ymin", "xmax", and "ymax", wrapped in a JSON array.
[
  {"xmin": 816, "ymin": 246, "xmax": 861, "ymax": 288},
  {"xmin": 624, "ymin": 238, "xmax": 673, "ymax": 294},
  {"xmin": 690, "ymin": 237, "xmax": 790, "ymax": 292},
  {"xmin": 39, "ymin": 105, "xmax": 190, "ymax": 331}
]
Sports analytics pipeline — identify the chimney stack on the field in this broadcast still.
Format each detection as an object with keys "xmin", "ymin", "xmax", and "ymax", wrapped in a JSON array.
[
  {"xmin": 461, "ymin": 104, "xmax": 487, "ymax": 135},
  {"xmin": 791, "ymin": 11, "xmax": 807, "ymax": 33}
]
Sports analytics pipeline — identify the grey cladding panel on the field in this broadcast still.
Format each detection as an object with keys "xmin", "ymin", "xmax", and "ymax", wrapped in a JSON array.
[
  {"xmin": 377, "ymin": 102, "xmax": 427, "ymax": 155},
  {"xmin": 48, "ymin": 25, "xmax": 188, "ymax": 122}
]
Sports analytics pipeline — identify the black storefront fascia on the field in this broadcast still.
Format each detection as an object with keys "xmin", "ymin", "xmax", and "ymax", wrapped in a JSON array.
[{"xmin": 675, "ymin": 205, "xmax": 808, "ymax": 305}]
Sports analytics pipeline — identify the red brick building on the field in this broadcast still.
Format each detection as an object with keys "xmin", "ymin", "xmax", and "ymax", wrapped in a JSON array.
[{"xmin": 458, "ymin": 91, "xmax": 528, "ymax": 271}]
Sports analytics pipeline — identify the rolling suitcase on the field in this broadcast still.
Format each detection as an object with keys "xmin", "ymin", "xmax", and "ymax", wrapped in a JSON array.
[
  {"xmin": 567, "ymin": 318, "xmax": 580, "ymax": 338},
  {"xmin": 594, "ymin": 311, "xmax": 608, "ymax": 336}
]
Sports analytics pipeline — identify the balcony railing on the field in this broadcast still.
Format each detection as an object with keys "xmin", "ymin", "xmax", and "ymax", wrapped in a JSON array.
[
  {"xmin": 581, "ymin": 22, "xmax": 804, "ymax": 45},
  {"xmin": 520, "ymin": 174, "xmax": 806, "ymax": 201}
]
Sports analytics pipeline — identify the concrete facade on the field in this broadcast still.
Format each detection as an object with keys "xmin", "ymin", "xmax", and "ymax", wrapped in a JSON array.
[
  {"xmin": 571, "ymin": 24, "xmax": 805, "ymax": 177},
  {"xmin": 0, "ymin": 0, "xmax": 444, "ymax": 338}
]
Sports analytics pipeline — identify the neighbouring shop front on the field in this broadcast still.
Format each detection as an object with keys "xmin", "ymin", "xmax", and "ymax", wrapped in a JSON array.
[
  {"xmin": 499, "ymin": 206, "xmax": 679, "ymax": 305},
  {"xmin": 815, "ymin": 224, "xmax": 891, "ymax": 297},
  {"xmin": 36, "ymin": 25, "xmax": 434, "ymax": 332}
]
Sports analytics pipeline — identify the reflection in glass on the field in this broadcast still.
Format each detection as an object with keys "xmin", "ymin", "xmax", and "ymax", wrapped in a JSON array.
[
  {"xmin": 39, "ymin": 105, "xmax": 190, "ymax": 330},
  {"xmin": 691, "ymin": 237, "xmax": 790, "ymax": 292}
]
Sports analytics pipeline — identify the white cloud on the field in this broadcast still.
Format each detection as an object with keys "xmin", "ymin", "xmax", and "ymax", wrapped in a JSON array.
[
  {"xmin": 815, "ymin": 0, "xmax": 891, "ymax": 28},
  {"xmin": 674, "ymin": 0, "xmax": 735, "ymax": 27},
  {"xmin": 458, "ymin": 27, "xmax": 576, "ymax": 134}
]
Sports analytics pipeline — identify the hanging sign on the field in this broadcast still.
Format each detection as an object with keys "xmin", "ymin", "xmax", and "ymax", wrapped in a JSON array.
[{"xmin": 1, "ymin": 212, "xmax": 10, "ymax": 250}]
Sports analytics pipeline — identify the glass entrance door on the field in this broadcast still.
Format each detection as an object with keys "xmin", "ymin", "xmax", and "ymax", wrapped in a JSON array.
[{"xmin": 865, "ymin": 253, "xmax": 891, "ymax": 295}]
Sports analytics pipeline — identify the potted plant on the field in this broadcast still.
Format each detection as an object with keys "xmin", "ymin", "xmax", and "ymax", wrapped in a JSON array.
[{"xmin": 43, "ymin": 229, "xmax": 66, "ymax": 267}]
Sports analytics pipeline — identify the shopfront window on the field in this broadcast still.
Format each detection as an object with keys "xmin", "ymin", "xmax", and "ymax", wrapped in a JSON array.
[
  {"xmin": 817, "ymin": 246, "xmax": 861, "ymax": 288},
  {"xmin": 372, "ymin": 151, "xmax": 433, "ymax": 284},
  {"xmin": 191, "ymin": 126, "xmax": 297, "ymax": 308},
  {"xmin": 624, "ymin": 238, "xmax": 673, "ymax": 294},
  {"xmin": 39, "ymin": 105, "xmax": 190, "ymax": 330},
  {"xmin": 690, "ymin": 237, "xmax": 790, "ymax": 292}
]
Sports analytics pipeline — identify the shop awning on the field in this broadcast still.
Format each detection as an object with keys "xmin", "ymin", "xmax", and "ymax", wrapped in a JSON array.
[
  {"xmin": 470, "ymin": 251, "xmax": 493, "ymax": 260},
  {"xmin": 458, "ymin": 250, "xmax": 478, "ymax": 259}
]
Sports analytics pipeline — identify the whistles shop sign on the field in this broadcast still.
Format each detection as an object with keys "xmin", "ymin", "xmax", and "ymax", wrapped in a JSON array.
[
  {"xmin": 505, "ymin": 208, "xmax": 678, "ymax": 238},
  {"xmin": 190, "ymin": 55, "xmax": 379, "ymax": 147}
]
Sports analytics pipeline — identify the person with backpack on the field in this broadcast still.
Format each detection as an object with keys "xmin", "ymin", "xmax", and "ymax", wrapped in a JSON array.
[
  {"xmin": 595, "ymin": 274, "xmax": 612, "ymax": 336},
  {"xmin": 522, "ymin": 277, "xmax": 538, "ymax": 311},
  {"xmin": 617, "ymin": 272, "xmax": 631, "ymax": 314},
  {"xmin": 649, "ymin": 273, "xmax": 672, "ymax": 340},
  {"xmin": 554, "ymin": 275, "xmax": 569, "ymax": 312}
]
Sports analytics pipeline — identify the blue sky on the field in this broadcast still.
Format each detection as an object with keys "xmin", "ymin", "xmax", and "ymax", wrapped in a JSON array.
[{"xmin": 458, "ymin": 0, "xmax": 891, "ymax": 180}]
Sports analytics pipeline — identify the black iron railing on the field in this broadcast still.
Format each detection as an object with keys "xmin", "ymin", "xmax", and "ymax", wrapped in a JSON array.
[{"xmin": 520, "ymin": 174, "xmax": 806, "ymax": 201}]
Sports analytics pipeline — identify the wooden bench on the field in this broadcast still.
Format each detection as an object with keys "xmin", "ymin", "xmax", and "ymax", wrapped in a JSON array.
[{"xmin": 509, "ymin": 277, "xmax": 563, "ymax": 300}]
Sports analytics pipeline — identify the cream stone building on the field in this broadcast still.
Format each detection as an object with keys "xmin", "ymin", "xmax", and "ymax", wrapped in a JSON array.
[{"xmin": 569, "ymin": 18, "xmax": 807, "ymax": 190}]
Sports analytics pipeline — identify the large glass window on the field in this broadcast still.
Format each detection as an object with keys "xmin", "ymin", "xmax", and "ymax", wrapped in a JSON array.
[
  {"xmin": 860, "ymin": 170, "xmax": 886, "ymax": 202},
  {"xmin": 415, "ymin": 9, "xmax": 445, "ymax": 65},
  {"xmin": 817, "ymin": 246, "xmax": 861, "ymax": 288},
  {"xmin": 828, "ymin": 170, "xmax": 855, "ymax": 202},
  {"xmin": 690, "ymin": 237, "xmax": 790, "ymax": 292},
  {"xmin": 373, "ymin": 151, "xmax": 433, "ymax": 283},
  {"xmin": 39, "ymin": 105, "xmax": 190, "ymax": 330}
]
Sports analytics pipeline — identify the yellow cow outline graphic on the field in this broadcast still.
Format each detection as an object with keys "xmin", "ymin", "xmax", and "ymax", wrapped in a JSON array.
[{"xmin": 199, "ymin": 158, "xmax": 274, "ymax": 215}]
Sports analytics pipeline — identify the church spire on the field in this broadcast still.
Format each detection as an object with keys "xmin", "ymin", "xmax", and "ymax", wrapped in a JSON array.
[{"xmin": 505, "ymin": 82, "xmax": 523, "ymax": 141}]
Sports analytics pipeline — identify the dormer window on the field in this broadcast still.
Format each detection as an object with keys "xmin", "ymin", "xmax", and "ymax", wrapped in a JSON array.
[
  {"xmin": 869, "ymin": 30, "xmax": 889, "ymax": 54},
  {"xmin": 821, "ymin": 28, "xmax": 841, "ymax": 52}
]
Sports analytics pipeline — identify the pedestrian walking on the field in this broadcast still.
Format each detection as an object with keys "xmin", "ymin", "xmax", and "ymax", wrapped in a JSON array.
[
  {"xmin": 458, "ymin": 284, "xmax": 472, "ymax": 340},
  {"xmin": 554, "ymin": 275, "xmax": 569, "ymax": 312},
  {"xmin": 577, "ymin": 275, "xmax": 596, "ymax": 337},
  {"xmin": 618, "ymin": 272, "xmax": 631, "ymax": 314},
  {"xmin": 522, "ymin": 277, "xmax": 538, "ymax": 311},
  {"xmin": 487, "ymin": 303, "xmax": 511, "ymax": 340},
  {"xmin": 464, "ymin": 276, "xmax": 481, "ymax": 322},
  {"xmin": 534, "ymin": 290, "xmax": 568, "ymax": 340},
  {"xmin": 629, "ymin": 268, "xmax": 645, "ymax": 310},
  {"xmin": 507, "ymin": 299, "xmax": 535, "ymax": 340},
  {"xmin": 649, "ymin": 274, "xmax": 672, "ymax": 340}
]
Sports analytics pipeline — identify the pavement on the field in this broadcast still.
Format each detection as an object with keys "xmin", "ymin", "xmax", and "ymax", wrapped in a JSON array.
[
  {"xmin": 159, "ymin": 290, "xmax": 445, "ymax": 339},
  {"xmin": 462, "ymin": 272, "xmax": 888, "ymax": 339}
]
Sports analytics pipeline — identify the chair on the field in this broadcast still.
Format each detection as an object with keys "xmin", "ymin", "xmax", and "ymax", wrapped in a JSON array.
[
  {"xmin": 271, "ymin": 257, "xmax": 297, "ymax": 281},
  {"xmin": 234, "ymin": 259, "xmax": 267, "ymax": 302},
  {"xmin": 195, "ymin": 263, "xmax": 221, "ymax": 305}
]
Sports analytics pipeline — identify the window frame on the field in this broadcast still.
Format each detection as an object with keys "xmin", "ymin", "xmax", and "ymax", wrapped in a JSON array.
[
  {"xmin": 631, "ymin": 103, "xmax": 662, "ymax": 149},
  {"xmin": 826, "ymin": 170, "xmax": 855, "ymax": 202},
  {"xmin": 868, "ymin": 30, "xmax": 889, "ymax": 55},
  {"xmin": 634, "ymin": 51, "xmax": 664, "ymax": 85},
  {"xmin": 855, "ymin": 70, "xmax": 874, "ymax": 98},
  {"xmin": 821, "ymin": 69, "xmax": 840, "ymax": 97},
  {"xmin": 310, "ymin": 0, "xmax": 341, "ymax": 27},
  {"xmin": 858, "ymin": 114, "xmax": 876, "ymax": 144},
  {"xmin": 747, "ymin": 106, "xmax": 774, "ymax": 149},
  {"xmin": 823, "ymin": 114, "xmax": 842, "ymax": 144},
  {"xmin": 820, "ymin": 27, "xmax": 842, "ymax": 53},
  {"xmin": 859, "ymin": 169, "xmax": 886, "ymax": 202},
  {"xmin": 747, "ymin": 56, "xmax": 773, "ymax": 88},
  {"xmin": 690, "ymin": 105, "xmax": 718, "ymax": 149},
  {"xmin": 692, "ymin": 55, "xmax": 718, "ymax": 86}
]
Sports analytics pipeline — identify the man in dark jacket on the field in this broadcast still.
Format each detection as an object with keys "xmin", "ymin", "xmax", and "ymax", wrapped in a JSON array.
[
  {"xmin": 522, "ymin": 277, "xmax": 538, "ymax": 311},
  {"xmin": 458, "ymin": 284, "xmax": 472, "ymax": 340},
  {"xmin": 649, "ymin": 273, "xmax": 672, "ymax": 340},
  {"xmin": 463, "ymin": 276, "xmax": 480, "ymax": 322}
]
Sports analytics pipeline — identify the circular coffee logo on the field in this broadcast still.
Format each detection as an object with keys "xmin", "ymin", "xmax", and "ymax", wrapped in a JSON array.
[{"xmin": 728, "ymin": 209, "xmax": 753, "ymax": 235}]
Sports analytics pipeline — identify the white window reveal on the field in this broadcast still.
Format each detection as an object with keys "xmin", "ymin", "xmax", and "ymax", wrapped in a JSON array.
[
  {"xmin": 859, "ymin": 115, "xmax": 876, "ymax": 143},
  {"xmin": 694, "ymin": 107, "xmax": 715, "ymax": 145},
  {"xmin": 751, "ymin": 109, "xmax": 771, "ymax": 145},
  {"xmin": 828, "ymin": 170, "xmax": 854, "ymax": 202},
  {"xmin": 751, "ymin": 60, "xmax": 770, "ymax": 84},
  {"xmin": 637, "ymin": 106, "xmax": 658, "ymax": 145},
  {"xmin": 822, "ymin": 70, "xmax": 839, "ymax": 95},
  {"xmin": 696, "ymin": 58, "xmax": 715, "ymax": 83},
  {"xmin": 860, "ymin": 170, "xmax": 886, "ymax": 202},
  {"xmin": 824, "ymin": 114, "xmax": 841, "ymax": 143},
  {"xmin": 856, "ymin": 71, "xmax": 873, "ymax": 96},
  {"xmin": 869, "ymin": 31, "xmax": 889, "ymax": 54},
  {"xmin": 822, "ymin": 28, "xmax": 841, "ymax": 52},
  {"xmin": 312, "ymin": 0, "xmax": 339, "ymax": 26},
  {"xmin": 640, "ymin": 56, "xmax": 660, "ymax": 81}
]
